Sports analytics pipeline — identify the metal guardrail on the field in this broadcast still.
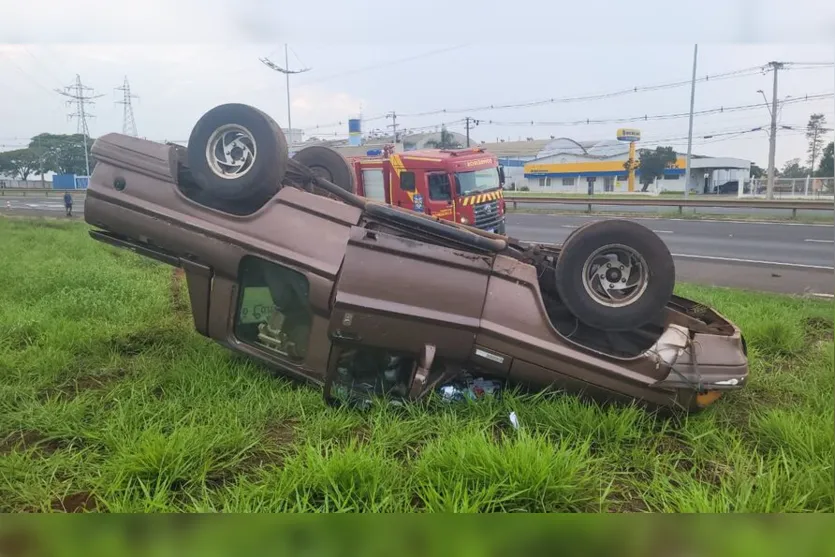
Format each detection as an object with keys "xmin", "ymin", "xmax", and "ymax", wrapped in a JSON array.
[
  {"xmin": 2, "ymin": 188, "xmax": 833, "ymax": 218},
  {"xmin": 0, "ymin": 188, "xmax": 87, "ymax": 197},
  {"xmin": 505, "ymin": 195, "xmax": 834, "ymax": 218}
]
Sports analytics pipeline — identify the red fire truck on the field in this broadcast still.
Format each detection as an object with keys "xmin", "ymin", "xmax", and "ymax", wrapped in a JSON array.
[{"xmin": 348, "ymin": 146, "xmax": 507, "ymax": 234}]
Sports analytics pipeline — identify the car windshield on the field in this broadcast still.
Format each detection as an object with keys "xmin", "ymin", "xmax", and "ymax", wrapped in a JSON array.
[{"xmin": 455, "ymin": 168, "xmax": 500, "ymax": 196}]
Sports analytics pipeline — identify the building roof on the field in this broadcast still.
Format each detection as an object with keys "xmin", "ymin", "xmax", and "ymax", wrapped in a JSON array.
[{"xmin": 475, "ymin": 139, "xmax": 550, "ymax": 158}]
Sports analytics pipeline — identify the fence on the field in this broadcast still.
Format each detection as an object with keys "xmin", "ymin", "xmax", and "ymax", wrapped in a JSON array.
[
  {"xmin": 741, "ymin": 177, "xmax": 835, "ymax": 200},
  {"xmin": 0, "ymin": 179, "xmax": 52, "ymax": 189}
]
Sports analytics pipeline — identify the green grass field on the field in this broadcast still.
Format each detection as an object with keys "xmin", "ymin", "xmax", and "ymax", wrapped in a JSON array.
[{"xmin": 0, "ymin": 217, "xmax": 832, "ymax": 513}]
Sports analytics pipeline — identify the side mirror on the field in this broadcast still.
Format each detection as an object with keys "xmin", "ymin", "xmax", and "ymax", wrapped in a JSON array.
[{"xmin": 498, "ymin": 165, "xmax": 506, "ymax": 185}]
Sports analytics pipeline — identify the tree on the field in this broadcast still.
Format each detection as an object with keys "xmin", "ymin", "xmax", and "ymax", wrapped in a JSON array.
[
  {"xmin": 779, "ymin": 158, "xmax": 809, "ymax": 179},
  {"xmin": 630, "ymin": 146, "xmax": 677, "ymax": 192},
  {"xmin": 806, "ymin": 113, "xmax": 828, "ymax": 169},
  {"xmin": 424, "ymin": 126, "xmax": 462, "ymax": 149},
  {"xmin": 817, "ymin": 141, "xmax": 833, "ymax": 178},
  {"xmin": 0, "ymin": 148, "xmax": 40, "ymax": 180},
  {"xmin": 749, "ymin": 163, "xmax": 764, "ymax": 179},
  {"xmin": 29, "ymin": 133, "xmax": 95, "ymax": 175}
]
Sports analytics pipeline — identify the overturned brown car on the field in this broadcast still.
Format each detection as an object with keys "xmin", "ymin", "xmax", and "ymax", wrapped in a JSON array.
[{"xmin": 84, "ymin": 103, "xmax": 748, "ymax": 412}]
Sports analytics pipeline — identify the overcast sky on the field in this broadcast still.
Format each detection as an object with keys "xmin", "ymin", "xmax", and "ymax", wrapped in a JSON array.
[{"xmin": 1, "ymin": 1, "xmax": 834, "ymax": 168}]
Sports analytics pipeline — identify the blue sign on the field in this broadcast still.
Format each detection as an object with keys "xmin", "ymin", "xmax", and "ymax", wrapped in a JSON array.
[{"xmin": 413, "ymin": 193, "xmax": 424, "ymax": 213}]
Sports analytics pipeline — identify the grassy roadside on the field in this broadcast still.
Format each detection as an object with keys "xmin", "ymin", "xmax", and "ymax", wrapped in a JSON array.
[
  {"xmin": 0, "ymin": 217, "xmax": 832, "ymax": 513},
  {"xmin": 506, "ymin": 207, "xmax": 834, "ymax": 224}
]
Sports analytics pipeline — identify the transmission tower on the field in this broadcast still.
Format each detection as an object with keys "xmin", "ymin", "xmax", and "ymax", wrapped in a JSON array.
[
  {"xmin": 55, "ymin": 75, "xmax": 103, "ymax": 177},
  {"xmin": 115, "ymin": 76, "xmax": 139, "ymax": 137}
]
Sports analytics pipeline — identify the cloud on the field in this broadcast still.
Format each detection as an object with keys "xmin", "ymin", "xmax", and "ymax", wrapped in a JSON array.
[
  {"xmin": 2, "ymin": 0, "xmax": 283, "ymax": 43},
  {"xmin": 290, "ymin": 87, "xmax": 365, "ymax": 132}
]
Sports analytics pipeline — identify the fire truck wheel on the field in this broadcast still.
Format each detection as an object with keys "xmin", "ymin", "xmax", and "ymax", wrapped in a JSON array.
[
  {"xmin": 292, "ymin": 146, "xmax": 356, "ymax": 194},
  {"xmin": 554, "ymin": 219, "xmax": 675, "ymax": 332},
  {"xmin": 187, "ymin": 103, "xmax": 288, "ymax": 203}
]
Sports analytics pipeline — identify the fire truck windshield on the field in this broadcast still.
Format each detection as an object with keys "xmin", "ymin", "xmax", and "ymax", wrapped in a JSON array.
[{"xmin": 455, "ymin": 168, "xmax": 500, "ymax": 196}]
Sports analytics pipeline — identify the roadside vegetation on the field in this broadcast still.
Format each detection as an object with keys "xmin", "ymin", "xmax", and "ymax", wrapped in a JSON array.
[{"xmin": 0, "ymin": 217, "xmax": 832, "ymax": 512}]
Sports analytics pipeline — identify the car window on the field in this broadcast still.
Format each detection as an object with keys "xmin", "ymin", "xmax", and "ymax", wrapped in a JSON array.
[
  {"xmin": 428, "ymin": 173, "xmax": 452, "ymax": 201},
  {"xmin": 400, "ymin": 171, "xmax": 415, "ymax": 192},
  {"xmin": 234, "ymin": 256, "xmax": 312, "ymax": 361}
]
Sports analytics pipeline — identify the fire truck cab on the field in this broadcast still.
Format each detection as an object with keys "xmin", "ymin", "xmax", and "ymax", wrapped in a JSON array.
[{"xmin": 350, "ymin": 146, "xmax": 507, "ymax": 234}]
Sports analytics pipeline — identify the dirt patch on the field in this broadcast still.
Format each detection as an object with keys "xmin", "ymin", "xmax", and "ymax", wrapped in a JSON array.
[
  {"xmin": 50, "ymin": 491, "xmax": 98, "ymax": 513},
  {"xmin": 0, "ymin": 430, "xmax": 66, "ymax": 455},
  {"xmin": 803, "ymin": 316, "xmax": 833, "ymax": 343},
  {"xmin": 265, "ymin": 420, "xmax": 298, "ymax": 447}
]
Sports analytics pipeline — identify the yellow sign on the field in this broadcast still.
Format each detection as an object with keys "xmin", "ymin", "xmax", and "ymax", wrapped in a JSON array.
[{"xmin": 616, "ymin": 128, "xmax": 641, "ymax": 142}]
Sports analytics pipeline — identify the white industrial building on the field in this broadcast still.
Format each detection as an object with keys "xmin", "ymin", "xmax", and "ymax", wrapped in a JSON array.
[{"xmin": 520, "ymin": 138, "xmax": 751, "ymax": 194}]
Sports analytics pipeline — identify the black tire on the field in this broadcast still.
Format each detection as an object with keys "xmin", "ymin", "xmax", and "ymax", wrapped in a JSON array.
[
  {"xmin": 554, "ymin": 219, "xmax": 675, "ymax": 332},
  {"xmin": 292, "ymin": 145, "xmax": 356, "ymax": 194},
  {"xmin": 187, "ymin": 103, "xmax": 288, "ymax": 203}
]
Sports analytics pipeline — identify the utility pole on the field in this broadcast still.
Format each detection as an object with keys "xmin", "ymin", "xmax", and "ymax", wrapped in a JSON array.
[
  {"xmin": 386, "ymin": 111, "xmax": 399, "ymax": 148},
  {"xmin": 115, "ymin": 76, "xmax": 139, "ymax": 137},
  {"xmin": 464, "ymin": 117, "xmax": 480, "ymax": 147},
  {"xmin": 765, "ymin": 61, "xmax": 784, "ymax": 200},
  {"xmin": 260, "ymin": 45, "xmax": 311, "ymax": 144},
  {"xmin": 55, "ymin": 74, "xmax": 103, "ymax": 178},
  {"xmin": 683, "ymin": 44, "xmax": 698, "ymax": 202}
]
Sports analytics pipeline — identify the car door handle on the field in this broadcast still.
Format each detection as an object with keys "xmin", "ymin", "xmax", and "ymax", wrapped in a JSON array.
[{"xmin": 332, "ymin": 330, "xmax": 361, "ymax": 341}]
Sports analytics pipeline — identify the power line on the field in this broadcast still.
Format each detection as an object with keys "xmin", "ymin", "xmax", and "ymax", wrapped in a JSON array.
[
  {"xmin": 55, "ymin": 75, "xmax": 103, "ymax": 177},
  {"xmin": 296, "ymin": 64, "xmax": 798, "ymax": 131},
  {"xmin": 296, "ymin": 45, "xmax": 469, "ymax": 86},
  {"xmin": 115, "ymin": 76, "xmax": 139, "ymax": 137},
  {"xmin": 396, "ymin": 65, "xmax": 771, "ymax": 118},
  {"xmin": 260, "ymin": 44, "xmax": 311, "ymax": 136},
  {"xmin": 21, "ymin": 46, "xmax": 65, "ymax": 88},
  {"xmin": 2, "ymin": 53, "xmax": 55, "ymax": 96},
  {"xmin": 466, "ymin": 93, "xmax": 834, "ymax": 127}
]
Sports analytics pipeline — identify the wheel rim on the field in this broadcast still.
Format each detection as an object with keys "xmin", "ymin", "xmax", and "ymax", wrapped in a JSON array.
[
  {"xmin": 205, "ymin": 124, "xmax": 257, "ymax": 179},
  {"xmin": 580, "ymin": 243, "xmax": 649, "ymax": 308}
]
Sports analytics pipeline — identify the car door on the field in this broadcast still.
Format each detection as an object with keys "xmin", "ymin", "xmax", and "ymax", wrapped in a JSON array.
[{"xmin": 322, "ymin": 225, "xmax": 493, "ymax": 404}]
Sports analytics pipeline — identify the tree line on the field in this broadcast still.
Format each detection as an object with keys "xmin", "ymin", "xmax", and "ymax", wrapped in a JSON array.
[{"xmin": 0, "ymin": 134, "xmax": 95, "ymax": 181}]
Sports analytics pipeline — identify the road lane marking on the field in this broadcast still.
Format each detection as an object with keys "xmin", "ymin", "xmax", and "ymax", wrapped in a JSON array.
[
  {"xmin": 511, "ymin": 213, "xmax": 834, "ymax": 227},
  {"xmin": 534, "ymin": 244, "xmax": 834, "ymax": 270},
  {"xmin": 804, "ymin": 239, "xmax": 834, "ymax": 243},
  {"xmin": 652, "ymin": 230, "xmax": 674, "ymax": 234},
  {"xmin": 811, "ymin": 293, "xmax": 835, "ymax": 298},
  {"xmin": 670, "ymin": 253, "xmax": 834, "ymax": 270},
  {"xmin": 561, "ymin": 225, "xmax": 578, "ymax": 229}
]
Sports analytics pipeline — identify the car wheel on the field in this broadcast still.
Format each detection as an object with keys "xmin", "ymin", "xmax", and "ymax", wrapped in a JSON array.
[
  {"xmin": 292, "ymin": 145, "xmax": 356, "ymax": 196},
  {"xmin": 187, "ymin": 103, "xmax": 288, "ymax": 205},
  {"xmin": 554, "ymin": 219, "xmax": 675, "ymax": 331}
]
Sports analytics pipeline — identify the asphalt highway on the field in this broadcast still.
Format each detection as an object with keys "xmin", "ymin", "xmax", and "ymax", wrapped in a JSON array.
[{"xmin": 2, "ymin": 196, "xmax": 833, "ymax": 297}]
